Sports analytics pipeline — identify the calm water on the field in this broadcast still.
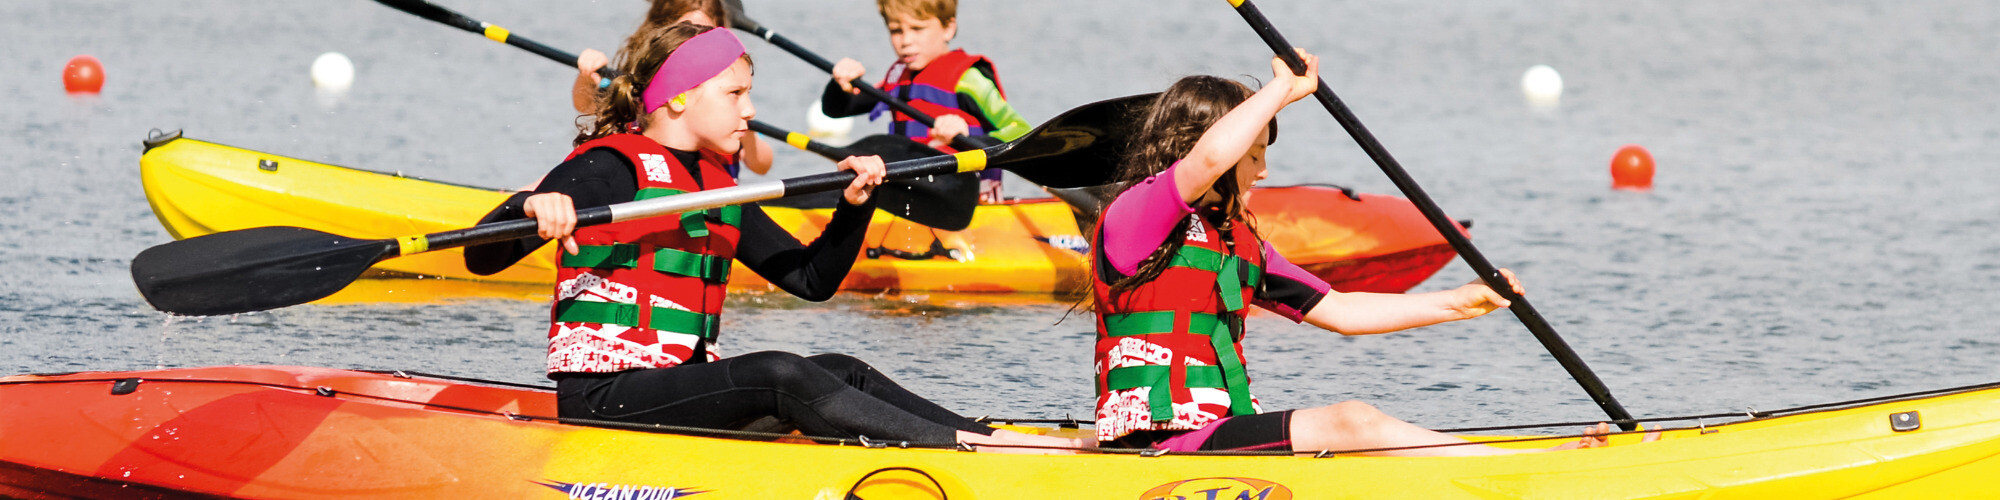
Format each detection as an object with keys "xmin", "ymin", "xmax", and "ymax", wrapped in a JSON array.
[{"xmin": 4, "ymin": 0, "xmax": 1999, "ymax": 429}]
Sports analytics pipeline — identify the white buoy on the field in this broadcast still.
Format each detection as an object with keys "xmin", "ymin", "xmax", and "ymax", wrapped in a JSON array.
[
  {"xmin": 1521, "ymin": 64, "xmax": 1562, "ymax": 109},
  {"xmin": 806, "ymin": 101, "xmax": 855, "ymax": 141},
  {"xmin": 311, "ymin": 52, "xmax": 355, "ymax": 91}
]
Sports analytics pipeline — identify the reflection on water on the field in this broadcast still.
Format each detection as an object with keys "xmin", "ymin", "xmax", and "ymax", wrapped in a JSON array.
[{"xmin": 3, "ymin": 0, "xmax": 1999, "ymax": 426}]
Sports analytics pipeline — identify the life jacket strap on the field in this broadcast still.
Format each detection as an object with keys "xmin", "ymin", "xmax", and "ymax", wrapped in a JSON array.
[
  {"xmin": 561, "ymin": 245, "xmax": 729, "ymax": 283},
  {"xmin": 652, "ymin": 247, "xmax": 732, "ymax": 283},
  {"xmin": 678, "ymin": 205, "xmax": 742, "ymax": 238},
  {"xmin": 555, "ymin": 299, "xmax": 719, "ymax": 339},
  {"xmin": 1106, "ymin": 364, "xmax": 1228, "ymax": 423},
  {"xmin": 1102, "ymin": 311, "xmax": 1256, "ymax": 421}
]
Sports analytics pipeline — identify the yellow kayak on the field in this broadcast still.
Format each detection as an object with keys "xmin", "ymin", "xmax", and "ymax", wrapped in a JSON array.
[
  {"xmin": 140, "ymin": 131, "xmax": 1464, "ymax": 298},
  {"xmin": 3, "ymin": 364, "xmax": 1997, "ymax": 498}
]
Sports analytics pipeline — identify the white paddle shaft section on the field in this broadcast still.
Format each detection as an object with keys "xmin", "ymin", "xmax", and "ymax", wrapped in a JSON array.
[{"xmin": 607, "ymin": 182, "xmax": 789, "ymax": 223}]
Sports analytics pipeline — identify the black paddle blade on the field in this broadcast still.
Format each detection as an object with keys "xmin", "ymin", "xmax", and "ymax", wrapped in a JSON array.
[
  {"xmin": 373, "ymin": 0, "xmax": 483, "ymax": 32},
  {"xmin": 132, "ymin": 227, "xmax": 396, "ymax": 316},
  {"xmin": 990, "ymin": 93, "xmax": 1158, "ymax": 188},
  {"xmin": 843, "ymin": 135, "xmax": 977, "ymax": 230}
]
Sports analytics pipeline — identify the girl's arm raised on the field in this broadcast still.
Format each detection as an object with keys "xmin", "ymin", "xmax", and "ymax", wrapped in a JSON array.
[
  {"xmin": 1173, "ymin": 49, "xmax": 1319, "ymax": 203},
  {"xmin": 1302, "ymin": 269, "xmax": 1523, "ymax": 335}
]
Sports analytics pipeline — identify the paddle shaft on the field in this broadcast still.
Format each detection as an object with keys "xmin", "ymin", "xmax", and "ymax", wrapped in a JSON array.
[
  {"xmin": 380, "ymin": 0, "xmax": 891, "ymax": 165},
  {"xmin": 404, "ymin": 150, "xmax": 981, "ymax": 258},
  {"xmin": 1226, "ymin": 0, "xmax": 1635, "ymax": 429},
  {"xmin": 731, "ymin": 24, "xmax": 997, "ymax": 152},
  {"xmin": 747, "ymin": 121, "xmax": 858, "ymax": 162}
]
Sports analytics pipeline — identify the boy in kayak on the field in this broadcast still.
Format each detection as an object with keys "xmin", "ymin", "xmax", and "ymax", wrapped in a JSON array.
[
  {"xmin": 820, "ymin": 0, "xmax": 1030, "ymax": 262},
  {"xmin": 821, "ymin": 0, "xmax": 1029, "ymax": 204},
  {"xmin": 572, "ymin": 0, "xmax": 772, "ymax": 178},
  {"xmin": 1090, "ymin": 50, "xmax": 1638, "ymax": 454},
  {"xmin": 466, "ymin": 22, "xmax": 1077, "ymax": 454}
]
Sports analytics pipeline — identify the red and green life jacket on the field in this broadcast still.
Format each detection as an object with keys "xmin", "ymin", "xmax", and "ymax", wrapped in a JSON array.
[
  {"xmin": 546, "ymin": 134, "xmax": 742, "ymax": 375},
  {"xmin": 1091, "ymin": 213, "xmax": 1266, "ymax": 442},
  {"xmin": 871, "ymin": 49, "xmax": 1002, "ymax": 154}
]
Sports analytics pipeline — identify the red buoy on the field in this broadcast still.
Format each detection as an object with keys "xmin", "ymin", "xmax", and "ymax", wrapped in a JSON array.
[
  {"xmin": 64, "ymin": 55, "xmax": 104, "ymax": 94},
  {"xmin": 1610, "ymin": 145, "xmax": 1653, "ymax": 190}
]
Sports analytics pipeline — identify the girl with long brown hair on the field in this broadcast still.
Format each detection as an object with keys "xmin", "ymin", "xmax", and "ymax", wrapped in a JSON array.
[{"xmin": 1089, "ymin": 49, "xmax": 1634, "ymax": 454}]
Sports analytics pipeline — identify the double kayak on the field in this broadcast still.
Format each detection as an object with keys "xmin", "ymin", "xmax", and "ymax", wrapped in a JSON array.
[
  {"xmin": 4, "ymin": 364, "xmax": 1999, "ymax": 498},
  {"xmin": 138, "ymin": 131, "xmax": 1466, "ymax": 298}
]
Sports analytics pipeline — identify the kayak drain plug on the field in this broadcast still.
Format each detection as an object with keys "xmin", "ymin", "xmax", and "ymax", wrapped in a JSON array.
[
  {"xmin": 1890, "ymin": 411, "xmax": 1921, "ymax": 432},
  {"xmin": 110, "ymin": 378, "xmax": 140, "ymax": 396}
]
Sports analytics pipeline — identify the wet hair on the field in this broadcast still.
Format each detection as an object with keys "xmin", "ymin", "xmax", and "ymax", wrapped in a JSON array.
[
  {"xmin": 643, "ymin": 0, "xmax": 730, "ymax": 30},
  {"xmin": 877, "ymin": 0, "xmax": 956, "ymax": 26},
  {"xmin": 576, "ymin": 22, "xmax": 752, "ymax": 146},
  {"xmin": 1101, "ymin": 75, "xmax": 1277, "ymax": 294}
]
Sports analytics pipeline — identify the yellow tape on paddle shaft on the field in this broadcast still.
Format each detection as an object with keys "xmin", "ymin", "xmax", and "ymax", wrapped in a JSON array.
[
  {"xmin": 785, "ymin": 132, "xmax": 811, "ymax": 150},
  {"xmin": 953, "ymin": 149, "xmax": 987, "ymax": 173},
  {"xmin": 1226, "ymin": 0, "xmax": 1246, "ymax": 6},
  {"xmin": 396, "ymin": 235, "xmax": 429, "ymax": 256},
  {"xmin": 483, "ymin": 24, "xmax": 511, "ymax": 43}
]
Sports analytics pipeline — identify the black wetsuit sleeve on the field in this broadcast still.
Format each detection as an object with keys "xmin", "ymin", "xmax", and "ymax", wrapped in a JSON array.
[
  {"xmin": 733, "ymin": 198, "xmax": 877, "ymax": 301},
  {"xmin": 463, "ymin": 149, "xmax": 636, "ymax": 275},
  {"xmin": 820, "ymin": 79, "xmax": 883, "ymax": 118}
]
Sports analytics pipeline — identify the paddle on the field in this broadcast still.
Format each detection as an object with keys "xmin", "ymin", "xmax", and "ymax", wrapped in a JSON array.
[
  {"xmin": 131, "ymin": 93, "xmax": 1154, "ymax": 317},
  {"xmin": 1220, "ymin": 0, "xmax": 1635, "ymax": 429},
  {"xmin": 718, "ymin": 0, "xmax": 1002, "ymax": 153},
  {"xmin": 748, "ymin": 121, "xmax": 976, "ymax": 228},
  {"xmin": 371, "ymin": 0, "xmax": 976, "ymax": 230}
]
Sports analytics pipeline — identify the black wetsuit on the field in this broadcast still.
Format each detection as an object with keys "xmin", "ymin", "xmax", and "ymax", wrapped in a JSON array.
[{"xmin": 466, "ymin": 147, "xmax": 992, "ymax": 442}]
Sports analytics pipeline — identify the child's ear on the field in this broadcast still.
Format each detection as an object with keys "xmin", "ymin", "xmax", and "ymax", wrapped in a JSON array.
[{"xmin": 942, "ymin": 18, "xmax": 958, "ymax": 42}]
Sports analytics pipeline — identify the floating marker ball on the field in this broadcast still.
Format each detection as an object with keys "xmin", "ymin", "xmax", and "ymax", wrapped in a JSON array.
[
  {"xmin": 806, "ymin": 101, "xmax": 855, "ymax": 140},
  {"xmin": 311, "ymin": 52, "xmax": 355, "ymax": 91},
  {"xmin": 63, "ymin": 55, "xmax": 104, "ymax": 94},
  {"xmin": 1521, "ymin": 64, "xmax": 1562, "ymax": 108},
  {"xmin": 1610, "ymin": 145, "xmax": 1654, "ymax": 190}
]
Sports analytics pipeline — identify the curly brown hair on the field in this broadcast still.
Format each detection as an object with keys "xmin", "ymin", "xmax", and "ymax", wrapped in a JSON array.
[{"xmin": 575, "ymin": 22, "xmax": 752, "ymax": 146}]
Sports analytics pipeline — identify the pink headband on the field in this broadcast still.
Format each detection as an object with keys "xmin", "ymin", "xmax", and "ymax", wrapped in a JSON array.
[{"xmin": 641, "ymin": 28, "xmax": 747, "ymax": 114}]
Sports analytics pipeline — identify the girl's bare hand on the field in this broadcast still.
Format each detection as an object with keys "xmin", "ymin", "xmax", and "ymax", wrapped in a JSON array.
[
  {"xmin": 836, "ymin": 155, "xmax": 886, "ymax": 205},
  {"xmin": 1268, "ymin": 48, "xmax": 1320, "ymax": 103},
  {"xmin": 522, "ymin": 192, "xmax": 580, "ymax": 255}
]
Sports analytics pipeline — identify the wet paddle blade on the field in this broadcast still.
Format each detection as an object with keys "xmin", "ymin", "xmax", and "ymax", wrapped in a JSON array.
[
  {"xmin": 842, "ymin": 134, "xmax": 977, "ymax": 230},
  {"xmin": 132, "ymin": 227, "xmax": 395, "ymax": 316},
  {"xmin": 988, "ymin": 93, "xmax": 1157, "ymax": 188}
]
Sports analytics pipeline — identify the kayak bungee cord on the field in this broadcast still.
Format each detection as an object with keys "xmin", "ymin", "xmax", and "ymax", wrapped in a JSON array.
[{"xmin": 13, "ymin": 372, "xmax": 1996, "ymax": 456}]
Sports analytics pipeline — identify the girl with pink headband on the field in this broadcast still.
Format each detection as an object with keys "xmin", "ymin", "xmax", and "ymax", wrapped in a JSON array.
[
  {"xmin": 572, "ymin": 0, "xmax": 773, "ymax": 178},
  {"xmin": 467, "ymin": 22, "xmax": 1080, "ymax": 453}
]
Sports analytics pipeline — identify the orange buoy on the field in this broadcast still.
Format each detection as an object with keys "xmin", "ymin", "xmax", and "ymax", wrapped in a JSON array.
[
  {"xmin": 64, "ymin": 55, "xmax": 104, "ymax": 94},
  {"xmin": 1610, "ymin": 145, "xmax": 1654, "ymax": 190}
]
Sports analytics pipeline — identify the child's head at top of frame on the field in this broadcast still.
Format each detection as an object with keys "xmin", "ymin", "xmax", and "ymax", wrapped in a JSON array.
[
  {"xmin": 644, "ymin": 0, "xmax": 730, "ymax": 29},
  {"xmin": 875, "ymin": 0, "xmax": 960, "ymax": 70}
]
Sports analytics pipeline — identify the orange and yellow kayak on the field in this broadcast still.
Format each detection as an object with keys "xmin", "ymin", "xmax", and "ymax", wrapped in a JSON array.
[
  {"xmin": 5, "ymin": 365, "xmax": 1999, "ymax": 499},
  {"xmin": 139, "ymin": 131, "xmax": 1464, "ymax": 299}
]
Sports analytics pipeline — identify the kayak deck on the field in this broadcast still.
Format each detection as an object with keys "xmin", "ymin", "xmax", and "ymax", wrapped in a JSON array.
[{"xmin": 5, "ymin": 365, "xmax": 2000, "ymax": 498}]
